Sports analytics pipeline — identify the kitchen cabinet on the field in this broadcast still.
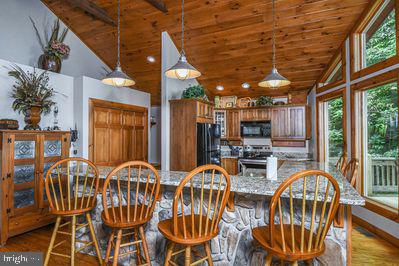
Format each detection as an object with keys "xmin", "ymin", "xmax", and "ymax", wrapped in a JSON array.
[
  {"xmin": 241, "ymin": 108, "xmax": 271, "ymax": 121},
  {"xmin": 196, "ymin": 100, "xmax": 214, "ymax": 123},
  {"xmin": 226, "ymin": 109, "xmax": 241, "ymax": 140},
  {"xmin": 271, "ymin": 105, "xmax": 310, "ymax": 146},
  {"xmin": 221, "ymin": 157, "xmax": 238, "ymax": 175},
  {"xmin": 0, "ymin": 130, "xmax": 71, "ymax": 245},
  {"xmin": 214, "ymin": 110, "xmax": 227, "ymax": 138}
]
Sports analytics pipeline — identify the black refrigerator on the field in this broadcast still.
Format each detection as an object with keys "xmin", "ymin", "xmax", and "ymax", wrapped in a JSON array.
[{"xmin": 197, "ymin": 123, "xmax": 221, "ymax": 166}]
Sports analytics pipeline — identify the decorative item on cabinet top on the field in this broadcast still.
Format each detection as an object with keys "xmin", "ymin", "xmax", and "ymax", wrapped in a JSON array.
[{"xmin": 0, "ymin": 119, "xmax": 19, "ymax": 130}]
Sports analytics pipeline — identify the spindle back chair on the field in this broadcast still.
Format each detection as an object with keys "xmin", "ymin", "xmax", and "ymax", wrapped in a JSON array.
[
  {"xmin": 45, "ymin": 157, "xmax": 100, "ymax": 215},
  {"xmin": 158, "ymin": 164, "xmax": 230, "ymax": 266},
  {"xmin": 44, "ymin": 157, "xmax": 102, "ymax": 266},
  {"xmin": 342, "ymin": 158, "xmax": 359, "ymax": 187},
  {"xmin": 335, "ymin": 152, "xmax": 348, "ymax": 174},
  {"xmin": 252, "ymin": 170, "xmax": 341, "ymax": 265},
  {"xmin": 101, "ymin": 161, "xmax": 161, "ymax": 266}
]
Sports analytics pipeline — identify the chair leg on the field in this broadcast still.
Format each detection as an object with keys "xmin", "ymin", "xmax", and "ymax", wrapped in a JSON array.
[
  {"xmin": 291, "ymin": 261, "xmax": 298, "ymax": 266},
  {"xmin": 164, "ymin": 242, "xmax": 174, "ymax": 266},
  {"xmin": 204, "ymin": 242, "xmax": 213, "ymax": 266},
  {"xmin": 44, "ymin": 216, "xmax": 61, "ymax": 266},
  {"xmin": 104, "ymin": 230, "xmax": 115, "ymax": 265},
  {"xmin": 139, "ymin": 226, "xmax": 151, "ymax": 265},
  {"xmin": 134, "ymin": 228, "xmax": 143, "ymax": 265},
  {"xmin": 264, "ymin": 254, "xmax": 273, "ymax": 266},
  {"xmin": 113, "ymin": 229, "xmax": 123, "ymax": 266},
  {"xmin": 71, "ymin": 215, "xmax": 77, "ymax": 266},
  {"xmin": 185, "ymin": 246, "xmax": 191, "ymax": 266},
  {"xmin": 86, "ymin": 213, "xmax": 103, "ymax": 265}
]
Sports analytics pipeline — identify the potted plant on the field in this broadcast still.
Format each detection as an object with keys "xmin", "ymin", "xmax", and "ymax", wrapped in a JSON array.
[
  {"xmin": 30, "ymin": 18, "xmax": 70, "ymax": 73},
  {"xmin": 8, "ymin": 65, "xmax": 56, "ymax": 130},
  {"xmin": 256, "ymin": 96, "xmax": 273, "ymax": 106},
  {"xmin": 181, "ymin": 84, "xmax": 209, "ymax": 101}
]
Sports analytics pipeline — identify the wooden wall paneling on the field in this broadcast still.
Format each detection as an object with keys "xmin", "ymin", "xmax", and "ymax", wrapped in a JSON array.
[{"xmin": 42, "ymin": 0, "xmax": 371, "ymax": 105}]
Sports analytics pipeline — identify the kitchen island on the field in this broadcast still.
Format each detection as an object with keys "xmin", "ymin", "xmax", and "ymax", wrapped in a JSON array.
[{"xmin": 77, "ymin": 160, "xmax": 364, "ymax": 265}]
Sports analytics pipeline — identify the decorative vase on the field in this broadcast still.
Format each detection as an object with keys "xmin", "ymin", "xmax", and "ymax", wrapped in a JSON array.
[
  {"xmin": 24, "ymin": 105, "xmax": 42, "ymax": 130},
  {"xmin": 39, "ymin": 53, "xmax": 61, "ymax": 73}
]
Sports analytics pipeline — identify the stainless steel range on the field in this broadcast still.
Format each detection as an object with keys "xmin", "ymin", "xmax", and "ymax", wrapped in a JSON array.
[{"xmin": 238, "ymin": 145, "xmax": 273, "ymax": 175}]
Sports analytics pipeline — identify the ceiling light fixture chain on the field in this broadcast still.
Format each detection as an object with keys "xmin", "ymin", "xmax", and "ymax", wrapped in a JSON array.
[
  {"xmin": 117, "ymin": 0, "xmax": 121, "ymax": 67},
  {"xmin": 181, "ymin": 0, "xmax": 185, "ymax": 55},
  {"xmin": 272, "ymin": 0, "xmax": 276, "ymax": 69}
]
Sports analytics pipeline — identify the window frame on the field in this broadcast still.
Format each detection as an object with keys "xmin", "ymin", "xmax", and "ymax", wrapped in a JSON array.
[
  {"xmin": 351, "ymin": 70, "xmax": 399, "ymax": 222},
  {"xmin": 316, "ymin": 45, "xmax": 346, "ymax": 94},
  {"xmin": 316, "ymin": 89, "xmax": 347, "ymax": 163},
  {"xmin": 350, "ymin": 0, "xmax": 399, "ymax": 80}
]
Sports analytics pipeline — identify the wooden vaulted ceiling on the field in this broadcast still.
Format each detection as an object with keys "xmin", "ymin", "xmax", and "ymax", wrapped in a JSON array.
[{"xmin": 43, "ymin": 0, "xmax": 371, "ymax": 105}]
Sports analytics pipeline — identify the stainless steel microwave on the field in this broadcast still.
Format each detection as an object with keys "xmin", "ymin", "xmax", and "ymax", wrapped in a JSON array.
[{"xmin": 240, "ymin": 121, "xmax": 271, "ymax": 138}]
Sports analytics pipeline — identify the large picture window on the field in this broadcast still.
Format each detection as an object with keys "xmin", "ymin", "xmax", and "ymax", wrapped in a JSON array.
[
  {"xmin": 364, "ymin": 1, "xmax": 397, "ymax": 67},
  {"xmin": 359, "ymin": 82, "xmax": 398, "ymax": 209}
]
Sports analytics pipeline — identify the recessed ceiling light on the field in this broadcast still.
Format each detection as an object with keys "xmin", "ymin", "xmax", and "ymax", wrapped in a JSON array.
[
  {"xmin": 147, "ymin": 56, "xmax": 156, "ymax": 63},
  {"xmin": 216, "ymin": 85, "xmax": 224, "ymax": 91},
  {"xmin": 242, "ymin": 82, "xmax": 250, "ymax": 89}
]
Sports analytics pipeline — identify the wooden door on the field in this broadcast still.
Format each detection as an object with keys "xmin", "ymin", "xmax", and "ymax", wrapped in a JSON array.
[
  {"xmin": 288, "ymin": 106, "xmax": 306, "ymax": 139},
  {"xmin": 90, "ymin": 99, "xmax": 148, "ymax": 166},
  {"xmin": 271, "ymin": 107, "xmax": 289, "ymax": 139},
  {"xmin": 226, "ymin": 110, "xmax": 241, "ymax": 140}
]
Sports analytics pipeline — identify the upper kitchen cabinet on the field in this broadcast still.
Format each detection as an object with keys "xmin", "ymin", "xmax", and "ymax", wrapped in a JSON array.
[
  {"xmin": 170, "ymin": 99, "xmax": 214, "ymax": 124},
  {"xmin": 271, "ymin": 105, "xmax": 311, "ymax": 146},
  {"xmin": 241, "ymin": 108, "xmax": 271, "ymax": 121},
  {"xmin": 226, "ymin": 109, "xmax": 241, "ymax": 140}
]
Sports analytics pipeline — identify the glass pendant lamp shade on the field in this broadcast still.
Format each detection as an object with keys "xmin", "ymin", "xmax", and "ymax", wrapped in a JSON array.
[
  {"xmin": 165, "ymin": 54, "xmax": 201, "ymax": 80},
  {"xmin": 258, "ymin": 67, "xmax": 291, "ymax": 88},
  {"xmin": 101, "ymin": 0, "xmax": 135, "ymax": 87}
]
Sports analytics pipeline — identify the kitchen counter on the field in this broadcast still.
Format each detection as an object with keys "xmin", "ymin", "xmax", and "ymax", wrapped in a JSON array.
[{"xmin": 75, "ymin": 161, "xmax": 362, "ymax": 265}]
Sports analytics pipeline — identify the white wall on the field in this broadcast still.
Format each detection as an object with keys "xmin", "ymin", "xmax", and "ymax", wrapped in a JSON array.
[
  {"xmin": 312, "ymin": 37, "xmax": 399, "ymax": 240},
  {"xmin": 74, "ymin": 76, "xmax": 151, "ymax": 159},
  {"xmin": 0, "ymin": 0, "xmax": 109, "ymax": 80},
  {"xmin": 0, "ymin": 58, "xmax": 74, "ymax": 130},
  {"xmin": 161, "ymin": 32, "xmax": 199, "ymax": 170},
  {"xmin": 149, "ymin": 106, "xmax": 161, "ymax": 164}
]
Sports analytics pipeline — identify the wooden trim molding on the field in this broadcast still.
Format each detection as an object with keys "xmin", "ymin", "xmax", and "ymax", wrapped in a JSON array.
[
  {"xmin": 351, "ymin": 68, "xmax": 399, "ymax": 91},
  {"xmin": 353, "ymin": 215, "xmax": 399, "ymax": 248}
]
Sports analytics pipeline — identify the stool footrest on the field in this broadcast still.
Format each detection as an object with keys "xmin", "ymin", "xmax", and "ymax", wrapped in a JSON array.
[
  {"xmin": 58, "ymin": 231, "xmax": 72, "ymax": 236},
  {"xmin": 52, "ymin": 240, "xmax": 67, "ymax": 249},
  {"xmin": 75, "ymin": 241, "xmax": 94, "ymax": 253},
  {"xmin": 191, "ymin": 256, "xmax": 209, "ymax": 266},
  {"xmin": 51, "ymin": 252, "xmax": 71, "ymax": 258},
  {"xmin": 120, "ymin": 239, "xmax": 142, "ymax": 248}
]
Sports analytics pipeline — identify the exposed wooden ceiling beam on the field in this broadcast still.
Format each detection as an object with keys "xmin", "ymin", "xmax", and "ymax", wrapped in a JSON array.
[
  {"xmin": 65, "ymin": 0, "xmax": 116, "ymax": 26},
  {"xmin": 143, "ymin": 0, "xmax": 168, "ymax": 13}
]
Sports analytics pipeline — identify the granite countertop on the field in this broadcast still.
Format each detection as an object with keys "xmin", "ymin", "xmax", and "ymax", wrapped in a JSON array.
[{"xmin": 93, "ymin": 160, "xmax": 364, "ymax": 206}]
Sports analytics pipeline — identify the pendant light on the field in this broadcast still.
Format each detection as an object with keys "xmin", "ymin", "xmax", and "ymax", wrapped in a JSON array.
[
  {"xmin": 165, "ymin": 0, "xmax": 201, "ymax": 80},
  {"xmin": 258, "ymin": 0, "xmax": 290, "ymax": 89},
  {"xmin": 102, "ymin": 0, "xmax": 135, "ymax": 87}
]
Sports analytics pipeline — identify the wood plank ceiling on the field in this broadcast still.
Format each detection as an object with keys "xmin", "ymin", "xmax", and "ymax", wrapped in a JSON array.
[{"xmin": 43, "ymin": 0, "xmax": 370, "ymax": 105}]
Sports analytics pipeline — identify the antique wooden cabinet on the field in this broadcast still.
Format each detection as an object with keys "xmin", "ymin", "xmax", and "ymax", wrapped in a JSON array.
[{"xmin": 0, "ymin": 130, "xmax": 70, "ymax": 246}]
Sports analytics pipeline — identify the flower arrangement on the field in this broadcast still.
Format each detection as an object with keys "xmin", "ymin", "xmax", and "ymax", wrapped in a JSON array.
[
  {"xmin": 30, "ymin": 17, "xmax": 70, "ymax": 60},
  {"xmin": 8, "ymin": 65, "xmax": 56, "ymax": 115}
]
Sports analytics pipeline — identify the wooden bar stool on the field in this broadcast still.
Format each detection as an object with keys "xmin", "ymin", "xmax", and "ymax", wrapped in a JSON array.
[
  {"xmin": 335, "ymin": 152, "xmax": 348, "ymax": 174},
  {"xmin": 44, "ymin": 157, "xmax": 103, "ymax": 266},
  {"xmin": 158, "ymin": 164, "xmax": 231, "ymax": 266},
  {"xmin": 102, "ymin": 161, "xmax": 161, "ymax": 266},
  {"xmin": 342, "ymin": 158, "xmax": 359, "ymax": 187},
  {"xmin": 252, "ymin": 170, "xmax": 341, "ymax": 266}
]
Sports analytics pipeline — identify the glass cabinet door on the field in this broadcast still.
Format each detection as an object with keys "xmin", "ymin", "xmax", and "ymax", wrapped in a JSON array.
[{"xmin": 11, "ymin": 135, "xmax": 38, "ymax": 215}]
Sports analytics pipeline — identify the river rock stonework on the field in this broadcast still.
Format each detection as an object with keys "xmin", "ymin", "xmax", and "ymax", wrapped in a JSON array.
[{"xmin": 79, "ymin": 185, "xmax": 349, "ymax": 266}]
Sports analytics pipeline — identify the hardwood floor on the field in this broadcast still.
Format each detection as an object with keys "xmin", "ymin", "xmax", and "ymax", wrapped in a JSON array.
[
  {"xmin": 0, "ymin": 223, "xmax": 398, "ymax": 265},
  {"xmin": 352, "ymin": 223, "xmax": 399, "ymax": 266}
]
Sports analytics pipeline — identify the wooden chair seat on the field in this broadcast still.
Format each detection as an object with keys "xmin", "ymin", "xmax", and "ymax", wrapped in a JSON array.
[
  {"xmin": 101, "ymin": 205, "xmax": 151, "ymax": 228},
  {"xmin": 252, "ymin": 225, "xmax": 325, "ymax": 261},
  {"xmin": 158, "ymin": 215, "xmax": 218, "ymax": 245}
]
